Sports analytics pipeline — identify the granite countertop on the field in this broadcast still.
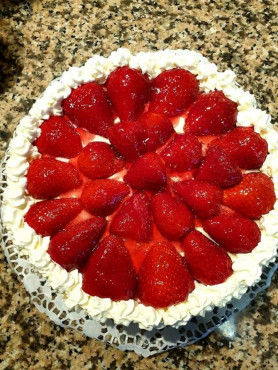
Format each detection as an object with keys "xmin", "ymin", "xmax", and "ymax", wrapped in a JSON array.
[{"xmin": 0, "ymin": 0, "xmax": 277, "ymax": 368}]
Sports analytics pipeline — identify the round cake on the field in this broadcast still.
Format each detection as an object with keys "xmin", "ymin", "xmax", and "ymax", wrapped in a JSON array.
[{"xmin": 2, "ymin": 48, "xmax": 278, "ymax": 331}]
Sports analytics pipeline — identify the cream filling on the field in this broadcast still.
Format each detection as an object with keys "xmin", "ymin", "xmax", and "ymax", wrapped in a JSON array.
[{"xmin": 2, "ymin": 48, "xmax": 278, "ymax": 330}]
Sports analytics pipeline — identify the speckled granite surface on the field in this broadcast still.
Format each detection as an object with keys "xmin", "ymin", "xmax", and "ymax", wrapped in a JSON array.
[{"xmin": 0, "ymin": 0, "xmax": 278, "ymax": 368}]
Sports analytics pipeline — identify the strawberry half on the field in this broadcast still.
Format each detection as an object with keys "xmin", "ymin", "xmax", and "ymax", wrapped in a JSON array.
[
  {"xmin": 27, "ymin": 158, "xmax": 81, "ymax": 199},
  {"xmin": 82, "ymin": 235, "xmax": 136, "ymax": 300},
  {"xmin": 185, "ymin": 91, "xmax": 237, "ymax": 135},
  {"xmin": 173, "ymin": 179, "xmax": 223, "ymax": 219},
  {"xmin": 108, "ymin": 121, "xmax": 145, "ymax": 161},
  {"xmin": 77, "ymin": 142, "xmax": 124, "ymax": 179},
  {"xmin": 25, "ymin": 198, "xmax": 82, "ymax": 236},
  {"xmin": 137, "ymin": 241, "xmax": 195, "ymax": 308},
  {"xmin": 107, "ymin": 66, "xmax": 150, "ymax": 122},
  {"xmin": 161, "ymin": 133, "xmax": 202, "ymax": 172},
  {"xmin": 108, "ymin": 114, "xmax": 174, "ymax": 161},
  {"xmin": 138, "ymin": 112, "xmax": 174, "ymax": 152},
  {"xmin": 203, "ymin": 213, "xmax": 261, "ymax": 253},
  {"xmin": 149, "ymin": 68, "xmax": 199, "ymax": 117},
  {"xmin": 81, "ymin": 179, "xmax": 130, "ymax": 217},
  {"xmin": 124, "ymin": 153, "xmax": 167, "ymax": 191},
  {"xmin": 110, "ymin": 192, "xmax": 152, "ymax": 241},
  {"xmin": 35, "ymin": 116, "xmax": 82, "ymax": 158},
  {"xmin": 208, "ymin": 127, "xmax": 268, "ymax": 170},
  {"xmin": 48, "ymin": 217, "xmax": 107, "ymax": 271},
  {"xmin": 182, "ymin": 230, "xmax": 233, "ymax": 285},
  {"xmin": 152, "ymin": 192, "xmax": 194, "ymax": 240},
  {"xmin": 62, "ymin": 82, "xmax": 113, "ymax": 137},
  {"xmin": 196, "ymin": 146, "xmax": 242, "ymax": 188},
  {"xmin": 223, "ymin": 172, "xmax": 276, "ymax": 219}
]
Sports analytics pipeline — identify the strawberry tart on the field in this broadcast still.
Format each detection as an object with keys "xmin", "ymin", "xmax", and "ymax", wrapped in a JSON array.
[{"xmin": 2, "ymin": 48, "xmax": 278, "ymax": 330}]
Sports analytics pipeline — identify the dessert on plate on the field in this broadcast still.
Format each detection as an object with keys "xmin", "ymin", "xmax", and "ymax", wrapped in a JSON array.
[{"xmin": 2, "ymin": 48, "xmax": 278, "ymax": 330}]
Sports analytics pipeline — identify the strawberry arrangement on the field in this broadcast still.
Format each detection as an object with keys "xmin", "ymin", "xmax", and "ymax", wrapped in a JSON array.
[{"xmin": 24, "ymin": 66, "xmax": 276, "ymax": 309}]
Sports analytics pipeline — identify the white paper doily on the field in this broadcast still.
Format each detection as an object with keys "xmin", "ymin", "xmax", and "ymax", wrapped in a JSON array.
[{"xmin": 1, "ymin": 156, "xmax": 277, "ymax": 357}]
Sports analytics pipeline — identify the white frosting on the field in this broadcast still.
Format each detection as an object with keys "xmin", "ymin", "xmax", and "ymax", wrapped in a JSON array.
[{"xmin": 2, "ymin": 48, "xmax": 278, "ymax": 330}]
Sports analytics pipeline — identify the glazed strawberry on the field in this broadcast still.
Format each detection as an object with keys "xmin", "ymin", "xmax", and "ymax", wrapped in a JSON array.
[
  {"xmin": 110, "ymin": 192, "xmax": 152, "ymax": 241},
  {"xmin": 152, "ymin": 192, "xmax": 194, "ymax": 240},
  {"xmin": 138, "ymin": 112, "xmax": 174, "ymax": 152},
  {"xmin": 137, "ymin": 241, "xmax": 195, "ymax": 308},
  {"xmin": 77, "ymin": 142, "xmax": 124, "ymax": 179},
  {"xmin": 173, "ymin": 180, "xmax": 223, "ymax": 219},
  {"xmin": 82, "ymin": 235, "xmax": 136, "ymax": 300},
  {"xmin": 149, "ymin": 68, "xmax": 199, "ymax": 117},
  {"xmin": 27, "ymin": 158, "xmax": 81, "ymax": 199},
  {"xmin": 48, "ymin": 217, "xmax": 106, "ymax": 271},
  {"xmin": 25, "ymin": 198, "xmax": 82, "ymax": 236},
  {"xmin": 108, "ymin": 121, "xmax": 145, "ymax": 161},
  {"xmin": 196, "ymin": 146, "xmax": 242, "ymax": 188},
  {"xmin": 185, "ymin": 91, "xmax": 237, "ymax": 135},
  {"xmin": 203, "ymin": 213, "xmax": 261, "ymax": 253},
  {"xmin": 108, "ymin": 114, "xmax": 174, "ymax": 161},
  {"xmin": 35, "ymin": 116, "xmax": 82, "ymax": 158},
  {"xmin": 161, "ymin": 133, "xmax": 202, "ymax": 172},
  {"xmin": 182, "ymin": 230, "xmax": 233, "ymax": 285},
  {"xmin": 107, "ymin": 66, "xmax": 150, "ymax": 122},
  {"xmin": 81, "ymin": 179, "xmax": 130, "ymax": 217},
  {"xmin": 124, "ymin": 153, "xmax": 167, "ymax": 191},
  {"xmin": 62, "ymin": 82, "xmax": 113, "ymax": 137},
  {"xmin": 223, "ymin": 172, "xmax": 276, "ymax": 219},
  {"xmin": 208, "ymin": 127, "xmax": 268, "ymax": 170}
]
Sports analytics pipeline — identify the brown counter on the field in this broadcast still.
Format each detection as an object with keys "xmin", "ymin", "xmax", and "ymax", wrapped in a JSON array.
[{"xmin": 0, "ymin": 0, "xmax": 277, "ymax": 368}]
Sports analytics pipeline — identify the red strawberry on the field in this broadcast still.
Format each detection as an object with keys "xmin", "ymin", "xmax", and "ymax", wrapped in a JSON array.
[
  {"xmin": 152, "ymin": 192, "xmax": 194, "ymax": 240},
  {"xmin": 35, "ymin": 116, "xmax": 82, "ymax": 158},
  {"xmin": 62, "ymin": 82, "xmax": 113, "ymax": 137},
  {"xmin": 203, "ymin": 213, "xmax": 261, "ymax": 253},
  {"xmin": 185, "ymin": 91, "xmax": 237, "ymax": 135},
  {"xmin": 124, "ymin": 153, "xmax": 167, "ymax": 191},
  {"xmin": 161, "ymin": 133, "xmax": 202, "ymax": 172},
  {"xmin": 110, "ymin": 192, "xmax": 152, "ymax": 241},
  {"xmin": 48, "ymin": 217, "xmax": 106, "ymax": 271},
  {"xmin": 81, "ymin": 179, "xmax": 130, "ymax": 216},
  {"xmin": 137, "ymin": 241, "xmax": 195, "ymax": 308},
  {"xmin": 196, "ymin": 146, "xmax": 242, "ymax": 188},
  {"xmin": 107, "ymin": 66, "xmax": 150, "ymax": 122},
  {"xmin": 149, "ymin": 68, "xmax": 199, "ymax": 117},
  {"xmin": 182, "ymin": 230, "xmax": 233, "ymax": 285},
  {"xmin": 27, "ymin": 158, "xmax": 81, "ymax": 199},
  {"xmin": 108, "ymin": 114, "xmax": 174, "ymax": 161},
  {"xmin": 25, "ymin": 198, "xmax": 82, "ymax": 236},
  {"xmin": 82, "ymin": 235, "xmax": 136, "ymax": 300},
  {"xmin": 108, "ymin": 121, "xmax": 145, "ymax": 161},
  {"xmin": 173, "ymin": 180, "xmax": 223, "ymax": 219},
  {"xmin": 223, "ymin": 172, "xmax": 276, "ymax": 219},
  {"xmin": 77, "ymin": 142, "xmax": 124, "ymax": 179},
  {"xmin": 208, "ymin": 127, "xmax": 268, "ymax": 170},
  {"xmin": 138, "ymin": 112, "xmax": 174, "ymax": 152}
]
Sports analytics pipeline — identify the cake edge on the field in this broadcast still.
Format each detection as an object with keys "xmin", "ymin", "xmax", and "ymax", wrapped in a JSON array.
[{"xmin": 1, "ymin": 48, "xmax": 278, "ymax": 330}]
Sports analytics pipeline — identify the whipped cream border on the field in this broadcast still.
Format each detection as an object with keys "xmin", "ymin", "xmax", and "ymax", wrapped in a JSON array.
[{"xmin": 2, "ymin": 48, "xmax": 278, "ymax": 330}]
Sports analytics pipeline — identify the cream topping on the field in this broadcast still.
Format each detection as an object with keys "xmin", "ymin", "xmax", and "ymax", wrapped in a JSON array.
[{"xmin": 2, "ymin": 48, "xmax": 278, "ymax": 330}]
